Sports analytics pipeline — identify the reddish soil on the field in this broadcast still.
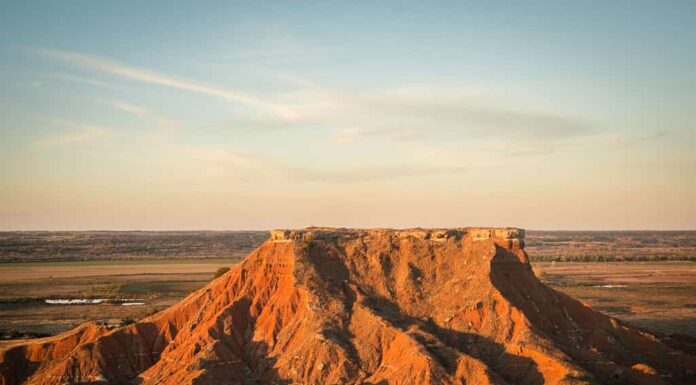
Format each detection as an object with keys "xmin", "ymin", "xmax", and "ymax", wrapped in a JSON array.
[{"xmin": 1, "ymin": 227, "xmax": 694, "ymax": 385}]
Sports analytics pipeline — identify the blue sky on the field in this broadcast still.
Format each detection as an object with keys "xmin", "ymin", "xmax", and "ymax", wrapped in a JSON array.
[{"xmin": 1, "ymin": 1, "xmax": 694, "ymax": 230}]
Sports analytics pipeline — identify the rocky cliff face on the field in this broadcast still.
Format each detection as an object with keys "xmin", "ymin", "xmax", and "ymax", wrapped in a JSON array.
[{"xmin": 1, "ymin": 228, "xmax": 694, "ymax": 385}]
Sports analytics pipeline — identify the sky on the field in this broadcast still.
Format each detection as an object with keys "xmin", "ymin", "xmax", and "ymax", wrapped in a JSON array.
[{"xmin": 0, "ymin": 1, "xmax": 695, "ymax": 231}]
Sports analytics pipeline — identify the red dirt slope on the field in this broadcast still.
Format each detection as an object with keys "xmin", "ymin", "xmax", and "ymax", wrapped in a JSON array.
[{"xmin": 1, "ymin": 227, "xmax": 694, "ymax": 385}]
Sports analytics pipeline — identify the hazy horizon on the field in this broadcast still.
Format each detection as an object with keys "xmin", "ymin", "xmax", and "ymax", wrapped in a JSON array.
[{"xmin": 2, "ymin": 1, "xmax": 695, "ymax": 231}]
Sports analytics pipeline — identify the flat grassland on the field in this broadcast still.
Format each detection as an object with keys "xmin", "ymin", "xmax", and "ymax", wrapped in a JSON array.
[
  {"xmin": 534, "ymin": 261, "xmax": 696, "ymax": 337},
  {"xmin": 0, "ymin": 259, "xmax": 234, "ymax": 337},
  {"xmin": 0, "ymin": 231, "xmax": 268, "ymax": 262},
  {"xmin": 526, "ymin": 230, "xmax": 696, "ymax": 262},
  {"xmin": 0, "ymin": 230, "xmax": 694, "ymax": 341}
]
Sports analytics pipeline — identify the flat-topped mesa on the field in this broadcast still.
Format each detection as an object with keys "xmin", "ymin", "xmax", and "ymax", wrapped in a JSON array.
[
  {"xmin": 469, "ymin": 227, "xmax": 525, "ymax": 250},
  {"xmin": 269, "ymin": 227, "xmax": 525, "ymax": 249},
  {"xmin": 6, "ymin": 225, "xmax": 695, "ymax": 385}
]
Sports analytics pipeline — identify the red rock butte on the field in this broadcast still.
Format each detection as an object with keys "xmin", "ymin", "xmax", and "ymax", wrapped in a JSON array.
[{"xmin": 1, "ymin": 227, "xmax": 694, "ymax": 385}]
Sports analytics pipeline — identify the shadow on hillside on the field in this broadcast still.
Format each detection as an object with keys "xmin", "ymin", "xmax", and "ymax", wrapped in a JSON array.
[
  {"xmin": 117, "ymin": 295, "xmax": 293, "ymax": 385},
  {"xmin": 189, "ymin": 339, "xmax": 292, "ymax": 385},
  {"xmin": 434, "ymin": 324, "xmax": 545, "ymax": 385},
  {"xmin": 364, "ymin": 294, "xmax": 544, "ymax": 385},
  {"xmin": 302, "ymin": 240, "xmax": 545, "ymax": 385}
]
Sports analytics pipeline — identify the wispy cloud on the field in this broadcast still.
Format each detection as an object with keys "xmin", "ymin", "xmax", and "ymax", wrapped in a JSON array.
[
  {"xmin": 186, "ymin": 147, "xmax": 466, "ymax": 184},
  {"xmin": 608, "ymin": 131, "xmax": 668, "ymax": 148},
  {"xmin": 35, "ymin": 48, "xmax": 592, "ymax": 148},
  {"xmin": 333, "ymin": 127, "xmax": 422, "ymax": 144},
  {"xmin": 35, "ymin": 120, "xmax": 110, "ymax": 147},
  {"xmin": 36, "ymin": 49, "xmax": 297, "ymax": 119},
  {"xmin": 108, "ymin": 100, "xmax": 148, "ymax": 117},
  {"xmin": 259, "ymin": 80, "xmax": 594, "ymax": 152},
  {"xmin": 47, "ymin": 72, "xmax": 121, "ymax": 90},
  {"xmin": 36, "ymin": 47, "xmax": 593, "ymax": 154},
  {"xmin": 186, "ymin": 148, "xmax": 282, "ymax": 181},
  {"xmin": 105, "ymin": 100, "xmax": 181, "ymax": 141},
  {"xmin": 288, "ymin": 164, "xmax": 467, "ymax": 183},
  {"xmin": 302, "ymin": 88, "xmax": 591, "ymax": 142}
]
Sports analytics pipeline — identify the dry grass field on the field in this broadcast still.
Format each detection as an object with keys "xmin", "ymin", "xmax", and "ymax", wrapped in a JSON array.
[
  {"xmin": 534, "ymin": 261, "xmax": 696, "ymax": 337},
  {"xmin": 526, "ymin": 230, "xmax": 696, "ymax": 262},
  {"xmin": 0, "ymin": 259, "xmax": 234, "ymax": 337},
  {"xmin": 0, "ymin": 231, "xmax": 268, "ymax": 262}
]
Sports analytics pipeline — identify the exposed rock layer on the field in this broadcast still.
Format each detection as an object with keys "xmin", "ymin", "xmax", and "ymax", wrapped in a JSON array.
[{"xmin": 1, "ymin": 227, "xmax": 694, "ymax": 385}]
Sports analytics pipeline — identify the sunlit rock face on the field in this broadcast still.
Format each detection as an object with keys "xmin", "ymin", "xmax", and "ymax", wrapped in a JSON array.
[{"xmin": 1, "ymin": 228, "xmax": 694, "ymax": 385}]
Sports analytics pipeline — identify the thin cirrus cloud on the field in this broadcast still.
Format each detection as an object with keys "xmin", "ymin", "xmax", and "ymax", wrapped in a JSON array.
[
  {"xmin": 36, "ymin": 49, "xmax": 591, "ymax": 137},
  {"xmin": 108, "ymin": 100, "xmax": 149, "ymax": 117},
  {"xmin": 35, "ymin": 48, "xmax": 593, "ymax": 151},
  {"xmin": 104, "ymin": 99, "xmax": 181, "ymax": 141},
  {"xmin": 46, "ymin": 72, "xmax": 122, "ymax": 90},
  {"xmin": 34, "ymin": 48, "xmax": 594, "ymax": 163},
  {"xmin": 241, "ymin": 78, "xmax": 595, "ymax": 150},
  {"xmin": 35, "ymin": 49, "xmax": 297, "ymax": 120},
  {"xmin": 288, "ymin": 164, "xmax": 468, "ymax": 183},
  {"xmin": 186, "ymin": 147, "xmax": 467, "ymax": 184},
  {"xmin": 107, "ymin": 99, "xmax": 175, "ymax": 126},
  {"xmin": 607, "ymin": 131, "xmax": 668, "ymax": 148},
  {"xmin": 284, "ymin": 87, "xmax": 594, "ymax": 145},
  {"xmin": 332, "ymin": 127, "xmax": 423, "ymax": 144},
  {"xmin": 34, "ymin": 120, "xmax": 111, "ymax": 147}
]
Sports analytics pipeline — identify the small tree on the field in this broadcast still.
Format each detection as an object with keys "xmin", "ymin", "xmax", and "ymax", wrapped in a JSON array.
[
  {"xmin": 212, "ymin": 267, "xmax": 230, "ymax": 280},
  {"xmin": 120, "ymin": 317, "xmax": 135, "ymax": 326}
]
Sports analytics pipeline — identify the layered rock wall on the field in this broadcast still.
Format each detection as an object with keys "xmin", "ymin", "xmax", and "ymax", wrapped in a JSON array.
[{"xmin": 270, "ymin": 227, "xmax": 525, "ymax": 248}]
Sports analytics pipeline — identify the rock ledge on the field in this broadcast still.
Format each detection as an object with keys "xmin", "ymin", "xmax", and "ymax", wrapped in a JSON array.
[{"xmin": 270, "ymin": 227, "xmax": 525, "ymax": 247}]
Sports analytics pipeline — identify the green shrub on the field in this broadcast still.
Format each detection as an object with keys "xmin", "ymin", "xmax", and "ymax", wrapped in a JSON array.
[
  {"xmin": 212, "ymin": 266, "xmax": 230, "ymax": 280},
  {"xmin": 120, "ymin": 317, "xmax": 135, "ymax": 326}
]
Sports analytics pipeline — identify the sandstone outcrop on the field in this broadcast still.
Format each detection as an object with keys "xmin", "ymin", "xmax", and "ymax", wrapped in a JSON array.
[{"xmin": 1, "ymin": 227, "xmax": 694, "ymax": 385}]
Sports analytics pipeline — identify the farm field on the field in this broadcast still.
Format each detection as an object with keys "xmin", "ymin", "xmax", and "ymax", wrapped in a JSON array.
[
  {"xmin": 0, "ymin": 231, "xmax": 268, "ymax": 262},
  {"xmin": 526, "ymin": 230, "xmax": 696, "ymax": 262},
  {"xmin": 534, "ymin": 261, "xmax": 696, "ymax": 337},
  {"xmin": 0, "ymin": 258, "xmax": 235, "ymax": 337}
]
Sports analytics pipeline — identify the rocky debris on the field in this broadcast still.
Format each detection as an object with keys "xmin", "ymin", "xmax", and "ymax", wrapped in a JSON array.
[{"xmin": 1, "ymin": 227, "xmax": 694, "ymax": 385}]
